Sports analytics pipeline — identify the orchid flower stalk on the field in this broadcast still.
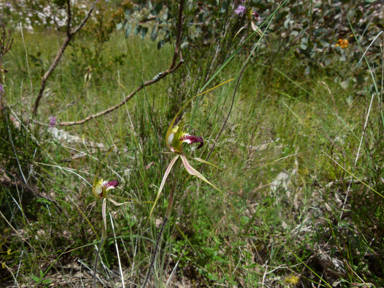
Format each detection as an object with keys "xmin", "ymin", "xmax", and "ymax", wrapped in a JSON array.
[
  {"xmin": 92, "ymin": 178, "xmax": 126, "ymax": 288},
  {"xmin": 91, "ymin": 148, "xmax": 131, "ymax": 288},
  {"xmin": 143, "ymin": 79, "xmax": 239, "ymax": 288}
]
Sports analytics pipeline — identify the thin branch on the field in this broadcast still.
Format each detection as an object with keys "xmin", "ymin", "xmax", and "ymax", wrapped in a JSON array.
[
  {"xmin": 58, "ymin": 61, "xmax": 183, "ymax": 126},
  {"xmin": 66, "ymin": 0, "xmax": 71, "ymax": 34},
  {"xmin": 171, "ymin": 0, "xmax": 185, "ymax": 69},
  {"xmin": 58, "ymin": 0, "xmax": 186, "ymax": 127},
  {"xmin": 32, "ymin": 0, "xmax": 99, "ymax": 116},
  {"xmin": 72, "ymin": 0, "xmax": 98, "ymax": 35}
]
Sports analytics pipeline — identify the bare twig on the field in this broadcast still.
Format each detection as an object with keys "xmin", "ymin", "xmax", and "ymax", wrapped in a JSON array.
[
  {"xmin": 58, "ymin": 0, "xmax": 185, "ymax": 127},
  {"xmin": 32, "ymin": 0, "xmax": 99, "ymax": 116},
  {"xmin": 58, "ymin": 62, "xmax": 184, "ymax": 126}
]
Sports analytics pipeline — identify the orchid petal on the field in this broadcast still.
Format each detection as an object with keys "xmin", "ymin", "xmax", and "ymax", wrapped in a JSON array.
[
  {"xmin": 234, "ymin": 26, "xmax": 247, "ymax": 39},
  {"xmin": 180, "ymin": 155, "xmax": 220, "ymax": 191},
  {"xmin": 181, "ymin": 155, "xmax": 240, "ymax": 224},
  {"xmin": 149, "ymin": 155, "xmax": 180, "ymax": 219},
  {"xmin": 108, "ymin": 198, "xmax": 131, "ymax": 206},
  {"xmin": 190, "ymin": 156, "xmax": 243, "ymax": 190}
]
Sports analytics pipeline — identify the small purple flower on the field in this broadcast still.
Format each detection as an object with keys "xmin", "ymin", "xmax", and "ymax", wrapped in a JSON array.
[
  {"xmin": 0, "ymin": 83, "xmax": 4, "ymax": 95},
  {"xmin": 180, "ymin": 134, "xmax": 204, "ymax": 149},
  {"xmin": 49, "ymin": 116, "xmax": 56, "ymax": 128},
  {"xmin": 235, "ymin": 5, "xmax": 246, "ymax": 16},
  {"xmin": 6, "ymin": 2, "xmax": 12, "ymax": 8}
]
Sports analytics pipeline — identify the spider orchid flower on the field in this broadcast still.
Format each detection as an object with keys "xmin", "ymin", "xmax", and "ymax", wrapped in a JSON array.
[
  {"xmin": 167, "ymin": 125, "xmax": 204, "ymax": 153},
  {"xmin": 92, "ymin": 178, "xmax": 128, "ymax": 232},
  {"xmin": 92, "ymin": 179, "xmax": 119, "ymax": 199},
  {"xmin": 148, "ymin": 79, "xmax": 240, "ymax": 220},
  {"xmin": 149, "ymin": 124, "xmax": 222, "ymax": 218}
]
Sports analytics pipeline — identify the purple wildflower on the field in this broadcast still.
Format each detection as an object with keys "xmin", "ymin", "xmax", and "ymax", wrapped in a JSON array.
[
  {"xmin": 0, "ymin": 83, "xmax": 4, "ymax": 95},
  {"xmin": 235, "ymin": 5, "xmax": 246, "ymax": 16},
  {"xmin": 6, "ymin": 2, "xmax": 12, "ymax": 8},
  {"xmin": 49, "ymin": 116, "xmax": 57, "ymax": 128}
]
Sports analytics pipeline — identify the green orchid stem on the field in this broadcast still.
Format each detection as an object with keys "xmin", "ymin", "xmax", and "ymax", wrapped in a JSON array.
[
  {"xmin": 94, "ymin": 202, "xmax": 107, "ymax": 288},
  {"xmin": 93, "ymin": 226, "xmax": 106, "ymax": 288},
  {"xmin": 143, "ymin": 189, "xmax": 174, "ymax": 288}
]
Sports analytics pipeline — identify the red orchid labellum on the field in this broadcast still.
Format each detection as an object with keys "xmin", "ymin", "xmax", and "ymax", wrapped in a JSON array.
[
  {"xmin": 167, "ymin": 125, "xmax": 204, "ymax": 153},
  {"xmin": 92, "ymin": 177, "xmax": 129, "ymax": 232},
  {"xmin": 92, "ymin": 179, "xmax": 119, "ymax": 199}
]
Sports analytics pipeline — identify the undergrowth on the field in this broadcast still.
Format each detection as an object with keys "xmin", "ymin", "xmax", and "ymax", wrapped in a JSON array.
[{"xmin": 1, "ymin": 12, "xmax": 384, "ymax": 288}]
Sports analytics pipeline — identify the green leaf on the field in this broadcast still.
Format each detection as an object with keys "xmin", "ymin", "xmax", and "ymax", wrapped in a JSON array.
[
  {"xmin": 151, "ymin": 26, "xmax": 157, "ymax": 41},
  {"xmin": 31, "ymin": 275, "xmax": 40, "ymax": 283},
  {"xmin": 157, "ymin": 40, "xmax": 165, "ymax": 50},
  {"xmin": 42, "ymin": 279, "xmax": 52, "ymax": 284},
  {"xmin": 140, "ymin": 27, "xmax": 148, "ymax": 39},
  {"xmin": 154, "ymin": 3, "xmax": 163, "ymax": 15},
  {"xmin": 134, "ymin": 25, "xmax": 141, "ymax": 36},
  {"xmin": 116, "ymin": 23, "xmax": 123, "ymax": 30},
  {"xmin": 163, "ymin": 8, "xmax": 169, "ymax": 20}
]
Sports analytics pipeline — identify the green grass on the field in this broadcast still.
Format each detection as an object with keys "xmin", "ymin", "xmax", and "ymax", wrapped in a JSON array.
[{"xmin": 1, "ymin": 26, "xmax": 384, "ymax": 288}]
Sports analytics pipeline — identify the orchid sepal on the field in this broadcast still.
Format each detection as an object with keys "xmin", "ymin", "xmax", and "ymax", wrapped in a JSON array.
[{"xmin": 149, "ymin": 155, "xmax": 180, "ymax": 219}]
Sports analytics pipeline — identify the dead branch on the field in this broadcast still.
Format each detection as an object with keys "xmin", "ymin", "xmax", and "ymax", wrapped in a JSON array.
[
  {"xmin": 58, "ymin": 61, "xmax": 183, "ymax": 126},
  {"xmin": 58, "ymin": 0, "xmax": 185, "ymax": 127},
  {"xmin": 32, "ymin": 0, "xmax": 99, "ymax": 116}
]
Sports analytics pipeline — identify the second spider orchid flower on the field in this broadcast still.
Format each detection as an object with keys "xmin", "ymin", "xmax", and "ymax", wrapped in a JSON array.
[
  {"xmin": 92, "ymin": 179, "xmax": 119, "ymax": 199},
  {"xmin": 92, "ymin": 178, "xmax": 128, "ymax": 232}
]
